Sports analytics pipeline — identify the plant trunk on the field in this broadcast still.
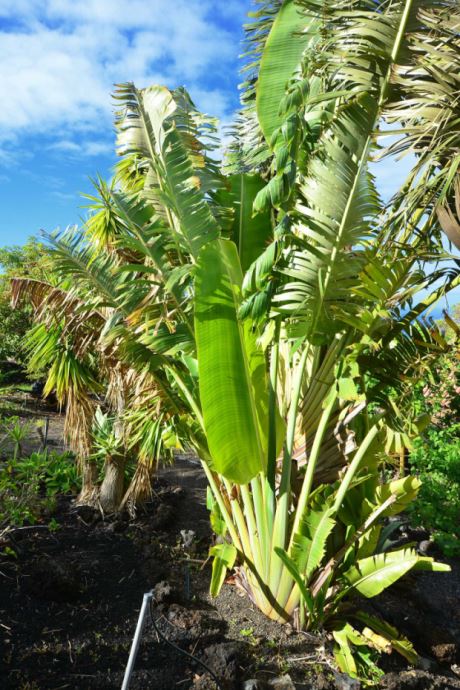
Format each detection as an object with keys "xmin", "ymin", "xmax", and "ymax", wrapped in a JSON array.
[
  {"xmin": 99, "ymin": 456, "xmax": 125, "ymax": 513},
  {"xmin": 99, "ymin": 369, "xmax": 127, "ymax": 513},
  {"xmin": 77, "ymin": 458, "xmax": 99, "ymax": 507}
]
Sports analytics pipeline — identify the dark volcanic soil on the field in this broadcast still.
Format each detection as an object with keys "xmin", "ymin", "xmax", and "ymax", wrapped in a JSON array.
[{"xmin": 1, "ymin": 457, "xmax": 460, "ymax": 689}]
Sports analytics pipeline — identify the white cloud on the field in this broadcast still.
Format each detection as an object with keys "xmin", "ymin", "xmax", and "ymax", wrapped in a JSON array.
[
  {"xmin": 0, "ymin": 28, "xmax": 108, "ymax": 132},
  {"xmin": 49, "ymin": 139, "xmax": 114, "ymax": 157},
  {"xmin": 0, "ymin": 0, "xmax": 247, "ymax": 158},
  {"xmin": 51, "ymin": 190, "xmax": 78, "ymax": 202},
  {"xmin": 83, "ymin": 141, "xmax": 114, "ymax": 157}
]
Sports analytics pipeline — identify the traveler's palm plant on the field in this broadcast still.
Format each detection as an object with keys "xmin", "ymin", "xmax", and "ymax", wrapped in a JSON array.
[{"xmin": 14, "ymin": 0, "xmax": 460, "ymax": 677}]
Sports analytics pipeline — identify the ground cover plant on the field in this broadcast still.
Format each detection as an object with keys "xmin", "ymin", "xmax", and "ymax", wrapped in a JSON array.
[
  {"xmin": 10, "ymin": 0, "xmax": 460, "ymax": 683},
  {"xmin": 0, "ymin": 413, "xmax": 78, "ymax": 531},
  {"xmin": 0, "ymin": 449, "xmax": 78, "ymax": 530}
]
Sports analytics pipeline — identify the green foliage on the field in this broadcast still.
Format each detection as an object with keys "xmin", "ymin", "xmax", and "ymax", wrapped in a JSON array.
[
  {"xmin": 333, "ymin": 623, "xmax": 385, "ymax": 684},
  {"xmin": 0, "ymin": 237, "xmax": 52, "ymax": 365},
  {"xmin": 256, "ymin": 0, "xmax": 310, "ymax": 145},
  {"xmin": 0, "ymin": 450, "xmax": 79, "ymax": 527},
  {"xmin": 206, "ymin": 487, "xmax": 227, "ymax": 538},
  {"xmin": 0, "ymin": 238, "xmax": 52, "ymax": 279},
  {"xmin": 276, "ymin": 475, "xmax": 447, "ymax": 615},
  {"xmin": 91, "ymin": 408, "xmax": 136, "ymax": 484},
  {"xmin": 409, "ymin": 425, "xmax": 460, "ymax": 556},
  {"xmin": 209, "ymin": 543, "xmax": 237, "ymax": 597},
  {"xmin": 273, "ymin": 474, "xmax": 445, "ymax": 681},
  {"xmin": 0, "ymin": 303, "xmax": 31, "ymax": 371},
  {"xmin": 195, "ymin": 238, "xmax": 269, "ymax": 484}
]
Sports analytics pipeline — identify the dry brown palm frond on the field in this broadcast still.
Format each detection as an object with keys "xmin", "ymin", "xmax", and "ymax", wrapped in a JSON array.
[
  {"xmin": 11, "ymin": 277, "xmax": 105, "ymax": 358},
  {"xmin": 291, "ymin": 402, "xmax": 362, "ymax": 486},
  {"xmin": 120, "ymin": 368, "xmax": 178, "ymax": 511},
  {"xmin": 104, "ymin": 362, "xmax": 130, "ymax": 433},
  {"xmin": 11, "ymin": 277, "xmax": 56, "ymax": 310},
  {"xmin": 119, "ymin": 463, "xmax": 152, "ymax": 516},
  {"xmin": 64, "ymin": 388, "xmax": 96, "ymax": 469}
]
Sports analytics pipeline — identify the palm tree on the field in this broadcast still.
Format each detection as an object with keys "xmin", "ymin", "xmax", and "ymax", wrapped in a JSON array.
[{"xmin": 11, "ymin": 213, "xmax": 190, "ymax": 512}]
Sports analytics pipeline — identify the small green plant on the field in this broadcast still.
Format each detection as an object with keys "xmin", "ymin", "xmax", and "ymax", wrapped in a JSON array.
[
  {"xmin": 1, "ymin": 416, "xmax": 34, "ymax": 460},
  {"xmin": 332, "ymin": 622, "xmax": 385, "ymax": 684},
  {"xmin": 409, "ymin": 424, "xmax": 460, "ymax": 556},
  {"xmin": 3, "ymin": 545, "xmax": 17, "ymax": 559},
  {"xmin": 48, "ymin": 517, "xmax": 61, "ymax": 532},
  {"xmin": 0, "ymin": 450, "xmax": 79, "ymax": 527}
]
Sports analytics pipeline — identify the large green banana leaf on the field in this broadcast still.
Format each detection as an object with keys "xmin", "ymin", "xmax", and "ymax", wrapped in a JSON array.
[
  {"xmin": 195, "ymin": 238, "xmax": 269, "ymax": 484},
  {"xmin": 256, "ymin": 0, "xmax": 309, "ymax": 145},
  {"xmin": 216, "ymin": 174, "xmax": 272, "ymax": 272}
]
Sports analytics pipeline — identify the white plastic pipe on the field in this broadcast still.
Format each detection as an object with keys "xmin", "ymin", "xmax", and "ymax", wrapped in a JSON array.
[{"xmin": 121, "ymin": 590, "xmax": 154, "ymax": 690}]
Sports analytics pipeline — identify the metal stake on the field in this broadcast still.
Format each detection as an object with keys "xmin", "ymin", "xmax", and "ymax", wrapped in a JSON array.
[{"xmin": 121, "ymin": 590, "xmax": 154, "ymax": 690}]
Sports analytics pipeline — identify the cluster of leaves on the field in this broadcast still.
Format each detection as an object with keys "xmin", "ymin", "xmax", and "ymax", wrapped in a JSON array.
[
  {"xmin": 0, "ymin": 415, "xmax": 36, "ymax": 460},
  {"xmin": 274, "ymin": 474, "xmax": 441, "ymax": 672},
  {"xmin": 0, "ymin": 450, "xmax": 79, "ymax": 528}
]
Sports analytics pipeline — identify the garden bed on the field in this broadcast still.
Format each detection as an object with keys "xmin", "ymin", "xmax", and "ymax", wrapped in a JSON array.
[{"xmin": 1, "ymin": 457, "xmax": 460, "ymax": 690}]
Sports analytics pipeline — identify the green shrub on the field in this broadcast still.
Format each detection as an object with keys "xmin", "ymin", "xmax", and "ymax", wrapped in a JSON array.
[
  {"xmin": 0, "ymin": 450, "xmax": 79, "ymax": 527},
  {"xmin": 409, "ymin": 424, "xmax": 460, "ymax": 556}
]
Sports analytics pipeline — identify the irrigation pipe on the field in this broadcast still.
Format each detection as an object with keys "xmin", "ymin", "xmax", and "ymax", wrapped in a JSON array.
[
  {"xmin": 121, "ymin": 590, "xmax": 223, "ymax": 690},
  {"xmin": 121, "ymin": 590, "xmax": 153, "ymax": 690}
]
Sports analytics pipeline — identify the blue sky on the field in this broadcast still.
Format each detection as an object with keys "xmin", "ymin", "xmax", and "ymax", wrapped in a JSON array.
[
  {"xmin": 0, "ymin": 0, "xmax": 458, "ymax": 312},
  {"xmin": 0, "ymin": 0, "xmax": 422, "ymax": 243},
  {"xmin": 0, "ymin": 0, "xmax": 248, "ymax": 245}
]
